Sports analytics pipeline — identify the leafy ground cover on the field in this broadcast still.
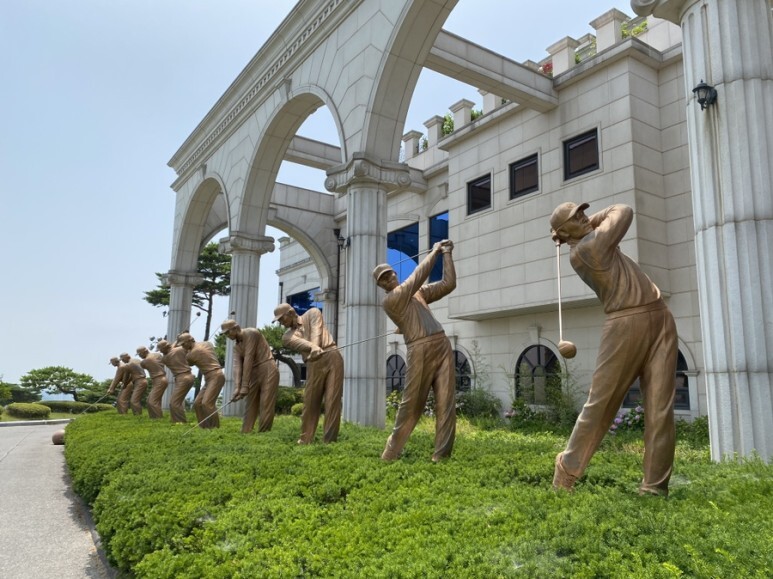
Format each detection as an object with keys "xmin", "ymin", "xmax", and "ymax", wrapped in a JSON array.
[{"xmin": 64, "ymin": 414, "xmax": 772, "ymax": 578}]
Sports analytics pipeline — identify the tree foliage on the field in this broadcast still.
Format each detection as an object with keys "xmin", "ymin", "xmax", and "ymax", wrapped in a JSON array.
[
  {"xmin": 143, "ymin": 242, "xmax": 231, "ymax": 342},
  {"xmin": 214, "ymin": 324, "xmax": 302, "ymax": 387},
  {"xmin": 260, "ymin": 324, "xmax": 302, "ymax": 387},
  {"xmin": 19, "ymin": 366, "xmax": 101, "ymax": 402}
]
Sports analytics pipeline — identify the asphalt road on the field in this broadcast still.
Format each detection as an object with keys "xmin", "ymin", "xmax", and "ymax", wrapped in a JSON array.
[{"xmin": 0, "ymin": 421, "xmax": 114, "ymax": 578}]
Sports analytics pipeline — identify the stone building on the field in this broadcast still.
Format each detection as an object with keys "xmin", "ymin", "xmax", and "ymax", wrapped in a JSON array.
[{"xmin": 165, "ymin": 0, "xmax": 773, "ymax": 462}]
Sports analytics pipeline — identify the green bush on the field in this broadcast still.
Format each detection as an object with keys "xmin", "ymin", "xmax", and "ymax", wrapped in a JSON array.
[
  {"xmin": 676, "ymin": 415, "xmax": 710, "ymax": 448},
  {"xmin": 40, "ymin": 400, "xmax": 114, "ymax": 414},
  {"xmin": 456, "ymin": 388, "xmax": 502, "ymax": 420},
  {"xmin": 63, "ymin": 414, "xmax": 773, "ymax": 577},
  {"xmin": 275, "ymin": 387, "xmax": 303, "ymax": 414},
  {"xmin": 6, "ymin": 402, "xmax": 51, "ymax": 420},
  {"xmin": 10, "ymin": 385, "xmax": 41, "ymax": 403},
  {"xmin": 290, "ymin": 402, "xmax": 304, "ymax": 416}
]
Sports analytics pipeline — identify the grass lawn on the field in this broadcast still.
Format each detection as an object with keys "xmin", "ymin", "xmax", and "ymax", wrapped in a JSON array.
[{"xmin": 64, "ymin": 413, "xmax": 772, "ymax": 578}]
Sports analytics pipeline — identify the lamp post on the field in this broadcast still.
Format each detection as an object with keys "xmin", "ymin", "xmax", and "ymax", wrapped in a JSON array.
[{"xmin": 333, "ymin": 228, "xmax": 348, "ymax": 342}]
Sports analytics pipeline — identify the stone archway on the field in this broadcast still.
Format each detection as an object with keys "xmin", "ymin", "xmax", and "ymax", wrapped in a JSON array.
[{"xmin": 168, "ymin": 0, "xmax": 462, "ymax": 427}]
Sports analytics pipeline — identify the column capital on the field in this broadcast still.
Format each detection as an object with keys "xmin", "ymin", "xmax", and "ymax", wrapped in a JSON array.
[
  {"xmin": 631, "ymin": 0, "xmax": 695, "ymax": 24},
  {"xmin": 314, "ymin": 289, "xmax": 337, "ymax": 302},
  {"xmin": 218, "ymin": 233, "xmax": 275, "ymax": 255},
  {"xmin": 324, "ymin": 152, "xmax": 426, "ymax": 195},
  {"xmin": 163, "ymin": 270, "xmax": 204, "ymax": 288}
]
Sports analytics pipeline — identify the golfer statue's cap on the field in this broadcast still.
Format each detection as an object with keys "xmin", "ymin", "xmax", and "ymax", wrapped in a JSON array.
[
  {"xmin": 220, "ymin": 319, "xmax": 239, "ymax": 333},
  {"xmin": 156, "ymin": 339, "xmax": 170, "ymax": 350},
  {"xmin": 175, "ymin": 332, "xmax": 194, "ymax": 346},
  {"xmin": 372, "ymin": 263, "xmax": 394, "ymax": 283},
  {"xmin": 109, "ymin": 356, "xmax": 119, "ymax": 365},
  {"xmin": 120, "ymin": 352, "xmax": 129, "ymax": 359},
  {"xmin": 273, "ymin": 303, "xmax": 294, "ymax": 322},
  {"xmin": 550, "ymin": 201, "xmax": 590, "ymax": 232}
]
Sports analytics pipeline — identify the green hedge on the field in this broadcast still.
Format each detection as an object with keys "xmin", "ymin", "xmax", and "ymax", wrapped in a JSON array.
[
  {"xmin": 40, "ymin": 400, "xmax": 115, "ymax": 414},
  {"xmin": 6, "ymin": 402, "xmax": 51, "ymax": 419},
  {"xmin": 64, "ymin": 415, "xmax": 773, "ymax": 577}
]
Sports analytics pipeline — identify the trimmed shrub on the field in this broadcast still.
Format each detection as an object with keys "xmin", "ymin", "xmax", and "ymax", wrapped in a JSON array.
[
  {"xmin": 63, "ymin": 414, "xmax": 773, "ymax": 577},
  {"xmin": 6, "ymin": 402, "xmax": 51, "ymax": 420},
  {"xmin": 40, "ymin": 400, "xmax": 114, "ymax": 414},
  {"xmin": 290, "ymin": 402, "xmax": 304, "ymax": 416},
  {"xmin": 276, "ymin": 387, "xmax": 303, "ymax": 414}
]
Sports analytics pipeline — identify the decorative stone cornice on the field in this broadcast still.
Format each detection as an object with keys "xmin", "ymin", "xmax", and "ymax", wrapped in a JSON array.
[
  {"xmin": 631, "ymin": 0, "xmax": 693, "ymax": 24},
  {"xmin": 163, "ymin": 270, "xmax": 204, "ymax": 288},
  {"xmin": 218, "ymin": 233, "xmax": 275, "ymax": 255},
  {"xmin": 170, "ymin": 0, "xmax": 351, "ymax": 179},
  {"xmin": 324, "ymin": 152, "xmax": 426, "ymax": 194}
]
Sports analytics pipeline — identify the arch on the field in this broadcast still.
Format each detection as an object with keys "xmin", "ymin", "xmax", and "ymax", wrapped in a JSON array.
[
  {"xmin": 386, "ymin": 353, "xmax": 406, "ymax": 394},
  {"xmin": 454, "ymin": 347, "xmax": 473, "ymax": 393},
  {"xmin": 237, "ymin": 89, "xmax": 345, "ymax": 238},
  {"xmin": 359, "ymin": 0, "xmax": 459, "ymax": 161},
  {"xmin": 269, "ymin": 213, "xmax": 335, "ymax": 295},
  {"xmin": 172, "ymin": 174, "xmax": 229, "ymax": 272},
  {"xmin": 513, "ymin": 343, "xmax": 562, "ymax": 405}
]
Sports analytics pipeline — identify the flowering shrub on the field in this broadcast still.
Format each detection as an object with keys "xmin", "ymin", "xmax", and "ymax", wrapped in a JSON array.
[{"xmin": 609, "ymin": 405, "xmax": 644, "ymax": 435}]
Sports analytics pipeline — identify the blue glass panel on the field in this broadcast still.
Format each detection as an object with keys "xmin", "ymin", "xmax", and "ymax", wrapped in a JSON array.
[
  {"xmin": 428, "ymin": 212, "xmax": 449, "ymax": 282},
  {"xmin": 387, "ymin": 222, "xmax": 419, "ymax": 283},
  {"xmin": 287, "ymin": 287, "xmax": 322, "ymax": 316}
]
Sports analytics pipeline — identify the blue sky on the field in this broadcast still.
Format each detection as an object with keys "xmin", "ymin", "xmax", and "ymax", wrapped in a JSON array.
[{"xmin": 0, "ymin": 0, "xmax": 633, "ymax": 384}]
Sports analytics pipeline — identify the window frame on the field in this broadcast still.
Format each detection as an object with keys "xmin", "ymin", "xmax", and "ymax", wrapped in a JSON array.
[
  {"xmin": 509, "ymin": 153, "xmax": 539, "ymax": 200},
  {"xmin": 466, "ymin": 173, "xmax": 492, "ymax": 215},
  {"xmin": 563, "ymin": 128, "xmax": 599, "ymax": 181}
]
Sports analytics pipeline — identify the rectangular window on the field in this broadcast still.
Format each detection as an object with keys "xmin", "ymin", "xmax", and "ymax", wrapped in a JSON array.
[
  {"xmin": 509, "ymin": 154, "xmax": 539, "ymax": 199},
  {"xmin": 387, "ymin": 222, "xmax": 419, "ymax": 283},
  {"xmin": 563, "ymin": 129, "xmax": 599, "ymax": 180},
  {"xmin": 467, "ymin": 174, "xmax": 491, "ymax": 215},
  {"xmin": 428, "ymin": 211, "xmax": 449, "ymax": 282}
]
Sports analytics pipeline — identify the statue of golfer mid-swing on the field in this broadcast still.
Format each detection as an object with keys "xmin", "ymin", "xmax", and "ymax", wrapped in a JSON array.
[{"xmin": 549, "ymin": 202, "xmax": 678, "ymax": 496}]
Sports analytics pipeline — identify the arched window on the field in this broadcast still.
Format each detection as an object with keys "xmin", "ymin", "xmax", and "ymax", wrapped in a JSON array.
[
  {"xmin": 455, "ymin": 350, "xmax": 472, "ymax": 392},
  {"xmin": 623, "ymin": 350, "xmax": 691, "ymax": 410},
  {"xmin": 514, "ymin": 345, "xmax": 562, "ymax": 405},
  {"xmin": 386, "ymin": 354, "xmax": 406, "ymax": 394}
]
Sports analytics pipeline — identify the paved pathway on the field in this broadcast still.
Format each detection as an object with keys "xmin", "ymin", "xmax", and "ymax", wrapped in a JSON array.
[{"xmin": 0, "ymin": 421, "xmax": 114, "ymax": 578}]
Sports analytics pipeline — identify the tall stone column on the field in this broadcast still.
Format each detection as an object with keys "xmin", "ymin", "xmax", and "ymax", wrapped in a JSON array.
[
  {"xmin": 218, "ymin": 233, "xmax": 275, "ymax": 416},
  {"xmin": 325, "ymin": 154, "xmax": 418, "ymax": 429},
  {"xmin": 633, "ymin": 0, "xmax": 773, "ymax": 461},
  {"xmin": 315, "ymin": 289, "xmax": 339, "ymax": 338},
  {"xmin": 162, "ymin": 270, "xmax": 203, "ymax": 409}
]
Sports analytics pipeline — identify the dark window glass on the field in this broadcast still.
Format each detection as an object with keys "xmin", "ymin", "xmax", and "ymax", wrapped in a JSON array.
[
  {"xmin": 467, "ymin": 174, "xmax": 492, "ymax": 214},
  {"xmin": 514, "ymin": 345, "xmax": 562, "ymax": 404},
  {"xmin": 428, "ymin": 211, "xmax": 449, "ymax": 282},
  {"xmin": 387, "ymin": 222, "xmax": 419, "ymax": 283},
  {"xmin": 564, "ymin": 129, "xmax": 599, "ymax": 180},
  {"xmin": 455, "ymin": 350, "xmax": 472, "ymax": 393},
  {"xmin": 287, "ymin": 287, "xmax": 322, "ymax": 316},
  {"xmin": 623, "ymin": 350, "xmax": 690, "ymax": 410},
  {"xmin": 386, "ymin": 354, "xmax": 406, "ymax": 394},
  {"xmin": 509, "ymin": 154, "xmax": 539, "ymax": 199}
]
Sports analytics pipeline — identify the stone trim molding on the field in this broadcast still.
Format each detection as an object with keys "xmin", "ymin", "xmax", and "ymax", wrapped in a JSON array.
[
  {"xmin": 218, "ymin": 233, "xmax": 276, "ymax": 255},
  {"xmin": 324, "ymin": 152, "xmax": 427, "ymax": 194},
  {"xmin": 163, "ymin": 270, "xmax": 204, "ymax": 288},
  {"xmin": 632, "ymin": 0, "xmax": 691, "ymax": 23},
  {"xmin": 172, "ymin": 0, "xmax": 349, "ymax": 178}
]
